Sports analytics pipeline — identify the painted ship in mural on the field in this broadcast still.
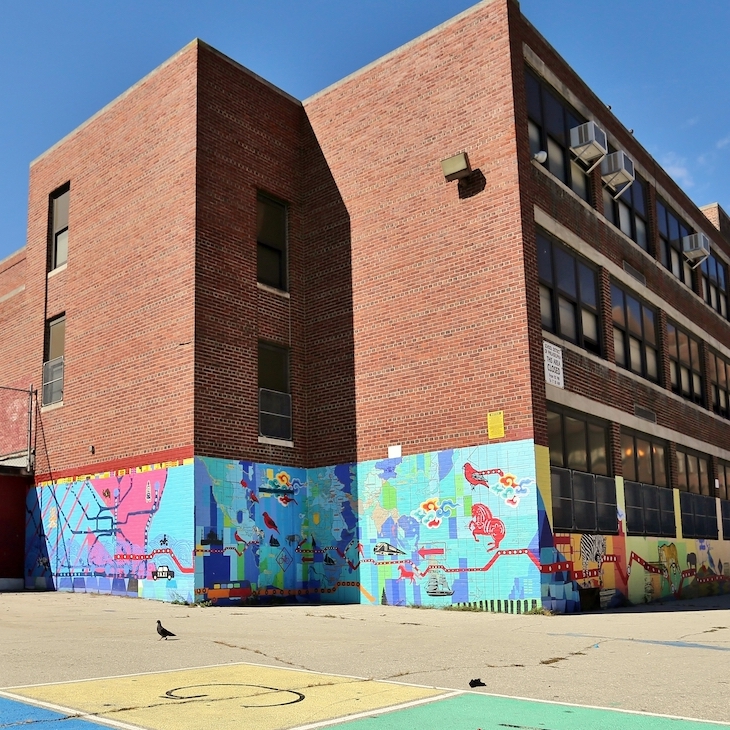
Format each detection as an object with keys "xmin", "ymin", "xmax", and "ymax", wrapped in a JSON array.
[{"xmin": 425, "ymin": 569, "xmax": 453, "ymax": 597}]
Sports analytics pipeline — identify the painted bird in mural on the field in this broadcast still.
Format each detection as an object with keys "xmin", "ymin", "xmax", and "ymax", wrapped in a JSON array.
[
  {"xmin": 156, "ymin": 620, "xmax": 176, "ymax": 640},
  {"xmin": 262, "ymin": 512, "xmax": 279, "ymax": 533}
]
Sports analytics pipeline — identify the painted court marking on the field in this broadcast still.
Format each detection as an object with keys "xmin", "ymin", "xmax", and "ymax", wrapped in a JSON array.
[{"xmin": 2, "ymin": 661, "xmax": 730, "ymax": 730}]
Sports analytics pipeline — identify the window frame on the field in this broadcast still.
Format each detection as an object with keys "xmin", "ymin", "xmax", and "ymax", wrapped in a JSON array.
[
  {"xmin": 708, "ymin": 350, "xmax": 730, "ymax": 419},
  {"xmin": 700, "ymin": 251, "xmax": 728, "ymax": 319},
  {"xmin": 256, "ymin": 192, "xmax": 288, "ymax": 292},
  {"xmin": 547, "ymin": 405, "xmax": 617, "ymax": 535},
  {"xmin": 620, "ymin": 428, "xmax": 674, "ymax": 537},
  {"xmin": 610, "ymin": 283, "xmax": 659, "ymax": 382},
  {"xmin": 537, "ymin": 230, "xmax": 601, "ymax": 355},
  {"xmin": 257, "ymin": 340, "xmax": 292, "ymax": 441},
  {"xmin": 666, "ymin": 322, "xmax": 704, "ymax": 405},
  {"xmin": 43, "ymin": 314, "xmax": 66, "ymax": 406},
  {"xmin": 603, "ymin": 175, "xmax": 648, "ymax": 251},
  {"xmin": 656, "ymin": 198, "xmax": 694, "ymax": 289},
  {"xmin": 525, "ymin": 69, "xmax": 591, "ymax": 203},
  {"xmin": 48, "ymin": 184, "xmax": 70, "ymax": 272}
]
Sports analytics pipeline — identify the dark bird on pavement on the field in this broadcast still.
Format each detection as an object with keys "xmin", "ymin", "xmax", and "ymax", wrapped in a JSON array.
[
  {"xmin": 156, "ymin": 620, "xmax": 176, "ymax": 640},
  {"xmin": 469, "ymin": 678, "xmax": 486, "ymax": 688}
]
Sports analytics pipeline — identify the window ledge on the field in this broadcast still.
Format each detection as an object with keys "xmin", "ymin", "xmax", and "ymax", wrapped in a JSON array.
[
  {"xmin": 47, "ymin": 263, "xmax": 67, "ymax": 279},
  {"xmin": 258, "ymin": 436, "xmax": 294, "ymax": 448},
  {"xmin": 257, "ymin": 282, "xmax": 290, "ymax": 299},
  {"xmin": 40, "ymin": 401, "xmax": 63, "ymax": 413}
]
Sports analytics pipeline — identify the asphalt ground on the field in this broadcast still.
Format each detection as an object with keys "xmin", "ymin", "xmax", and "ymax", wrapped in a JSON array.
[{"xmin": 2, "ymin": 591, "xmax": 730, "ymax": 728}]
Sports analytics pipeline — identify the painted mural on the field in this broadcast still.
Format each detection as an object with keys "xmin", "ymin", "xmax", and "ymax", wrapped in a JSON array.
[
  {"xmin": 25, "ymin": 460, "xmax": 195, "ymax": 601},
  {"xmin": 194, "ymin": 439, "xmax": 541, "ymax": 609},
  {"xmin": 535, "ymin": 449, "xmax": 730, "ymax": 612}
]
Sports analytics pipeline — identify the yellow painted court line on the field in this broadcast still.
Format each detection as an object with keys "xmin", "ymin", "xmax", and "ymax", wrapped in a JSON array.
[
  {"xmin": 287, "ymin": 691, "xmax": 463, "ymax": 730},
  {"xmin": 0, "ymin": 690, "xmax": 146, "ymax": 730},
  {"xmin": 8, "ymin": 663, "xmax": 444, "ymax": 730}
]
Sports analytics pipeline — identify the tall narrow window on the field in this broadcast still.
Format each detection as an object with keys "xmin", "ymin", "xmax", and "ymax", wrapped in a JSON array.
[
  {"xmin": 708, "ymin": 350, "xmax": 730, "ymax": 419},
  {"xmin": 603, "ymin": 176, "xmax": 648, "ymax": 251},
  {"xmin": 676, "ymin": 448, "xmax": 716, "ymax": 539},
  {"xmin": 666, "ymin": 322, "xmax": 704, "ymax": 405},
  {"xmin": 537, "ymin": 231, "xmax": 600, "ymax": 355},
  {"xmin": 700, "ymin": 252, "xmax": 728, "ymax": 318},
  {"xmin": 49, "ymin": 185, "xmax": 70, "ymax": 271},
  {"xmin": 656, "ymin": 199, "xmax": 693, "ymax": 288},
  {"xmin": 547, "ymin": 406, "xmax": 616, "ymax": 534},
  {"xmin": 43, "ymin": 315, "xmax": 65, "ymax": 405},
  {"xmin": 621, "ymin": 429, "xmax": 674, "ymax": 537},
  {"xmin": 257, "ymin": 193, "xmax": 288, "ymax": 291},
  {"xmin": 716, "ymin": 461, "xmax": 730, "ymax": 540},
  {"xmin": 525, "ymin": 70, "xmax": 590, "ymax": 202},
  {"xmin": 258, "ymin": 341, "xmax": 291, "ymax": 441},
  {"xmin": 611, "ymin": 284, "xmax": 658, "ymax": 382}
]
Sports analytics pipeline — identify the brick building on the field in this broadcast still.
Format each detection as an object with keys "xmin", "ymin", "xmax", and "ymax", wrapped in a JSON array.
[{"xmin": 1, "ymin": 0, "xmax": 729, "ymax": 611}]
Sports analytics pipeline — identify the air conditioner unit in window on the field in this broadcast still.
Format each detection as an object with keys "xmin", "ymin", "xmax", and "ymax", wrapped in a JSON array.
[
  {"xmin": 601, "ymin": 150, "xmax": 635, "ymax": 199},
  {"xmin": 569, "ymin": 121, "xmax": 608, "ymax": 172},
  {"xmin": 682, "ymin": 232, "xmax": 710, "ymax": 267}
]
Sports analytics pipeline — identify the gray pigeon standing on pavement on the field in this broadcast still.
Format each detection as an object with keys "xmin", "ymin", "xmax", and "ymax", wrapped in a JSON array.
[{"xmin": 156, "ymin": 620, "xmax": 176, "ymax": 640}]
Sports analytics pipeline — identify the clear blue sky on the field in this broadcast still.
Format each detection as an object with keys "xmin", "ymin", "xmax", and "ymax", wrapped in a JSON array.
[{"xmin": 1, "ymin": 1, "xmax": 729, "ymax": 262}]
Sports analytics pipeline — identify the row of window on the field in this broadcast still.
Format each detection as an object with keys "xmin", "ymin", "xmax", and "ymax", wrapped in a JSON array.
[
  {"xmin": 44, "ymin": 184, "xmax": 293, "ymax": 438},
  {"xmin": 548, "ymin": 405, "xmax": 730, "ymax": 540},
  {"xmin": 539, "ymin": 229, "xmax": 730, "ymax": 419},
  {"xmin": 48, "ymin": 184, "xmax": 290, "ymax": 292},
  {"xmin": 42, "ymin": 329, "xmax": 293, "ymax": 441},
  {"xmin": 526, "ymin": 69, "xmax": 730, "ymax": 319}
]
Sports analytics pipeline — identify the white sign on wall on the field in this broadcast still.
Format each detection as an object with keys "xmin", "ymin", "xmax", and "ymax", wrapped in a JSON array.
[{"xmin": 543, "ymin": 340, "xmax": 564, "ymax": 389}]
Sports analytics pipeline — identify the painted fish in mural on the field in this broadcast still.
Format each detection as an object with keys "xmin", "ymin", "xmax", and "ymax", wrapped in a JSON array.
[
  {"xmin": 262, "ymin": 512, "xmax": 279, "ymax": 533},
  {"xmin": 468, "ymin": 503, "xmax": 506, "ymax": 551}
]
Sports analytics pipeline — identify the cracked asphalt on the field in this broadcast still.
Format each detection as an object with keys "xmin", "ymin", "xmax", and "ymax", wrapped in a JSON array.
[{"xmin": 2, "ymin": 591, "xmax": 730, "ymax": 724}]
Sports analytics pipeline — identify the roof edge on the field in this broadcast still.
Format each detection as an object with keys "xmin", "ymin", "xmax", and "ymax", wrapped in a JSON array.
[
  {"xmin": 303, "ymin": 0, "xmax": 499, "ymax": 104},
  {"xmin": 31, "ymin": 39, "xmax": 201, "ymax": 167}
]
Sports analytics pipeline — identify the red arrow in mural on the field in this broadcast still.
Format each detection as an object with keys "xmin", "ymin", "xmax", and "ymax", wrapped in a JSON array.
[{"xmin": 417, "ymin": 547, "xmax": 445, "ymax": 558}]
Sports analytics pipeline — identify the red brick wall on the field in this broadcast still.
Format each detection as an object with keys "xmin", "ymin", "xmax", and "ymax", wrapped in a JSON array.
[
  {"xmin": 19, "ymin": 43, "xmax": 199, "ymax": 478},
  {"xmin": 194, "ymin": 44, "xmax": 310, "ymax": 467},
  {"xmin": 304, "ymin": 0, "xmax": 534, "ymax": 461},
  {"xmin": 511, "ymin": 7, "xmax": 730, "ymax": 462}
]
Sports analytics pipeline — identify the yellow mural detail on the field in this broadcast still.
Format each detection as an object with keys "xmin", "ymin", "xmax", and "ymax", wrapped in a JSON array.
[{"xmin": 534, "ymin": 444, "xmax": 552, "ymax": 528}]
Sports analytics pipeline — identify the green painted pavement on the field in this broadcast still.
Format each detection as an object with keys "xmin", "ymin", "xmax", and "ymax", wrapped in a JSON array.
[{"xmin": 334, "ymin": 693, "xmax": 730, "ymax": 729}]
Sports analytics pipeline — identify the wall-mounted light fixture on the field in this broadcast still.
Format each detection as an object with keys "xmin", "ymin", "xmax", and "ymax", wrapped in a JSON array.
[
  {"xmin": 440, "ymin": 152, "xmax": 472, "ymax": 182},
  {"xmin": 532, "ymin": 150, "xmax": 547, "ymax": 164}
]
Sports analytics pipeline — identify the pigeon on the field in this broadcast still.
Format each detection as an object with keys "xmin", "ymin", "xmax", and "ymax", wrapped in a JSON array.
[
  {"xmin": 156, "ymin": 620, "xmax": 176, "ymax": 640},
  {"xmin": 469, "ymin": 678, "xmax": 486, "ymax": 688}
]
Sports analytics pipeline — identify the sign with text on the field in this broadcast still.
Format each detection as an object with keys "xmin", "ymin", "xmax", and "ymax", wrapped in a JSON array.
[
  {"xmin": 487, "ymin": 410, "xmax": 505, "ymax": 439},
  {"xmin": 543, "ymin": 340, "xmax": 564, "ymax": 388}
]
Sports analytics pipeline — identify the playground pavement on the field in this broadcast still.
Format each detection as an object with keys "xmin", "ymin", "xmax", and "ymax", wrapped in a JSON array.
[{"xmin": 2, "ymin": 590, "xmax": 730, "ymax": 729}]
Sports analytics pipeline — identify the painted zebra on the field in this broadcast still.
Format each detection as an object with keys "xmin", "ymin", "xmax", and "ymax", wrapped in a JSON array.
[{"xmin": 579, "ymin": 534, "xmax": 607, "ymax": 566}]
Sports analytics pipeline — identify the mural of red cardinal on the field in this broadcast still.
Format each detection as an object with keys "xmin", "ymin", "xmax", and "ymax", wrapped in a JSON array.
[
  {"xmin": 262, "ymin": 512, "xmax": 279, "ymax": 533},
  {"xmin": 249, "ymin": 491, "xmax": 259, "ymax": 503},
  {"xmin": 234, "ymin": 531, "xmax": 244, "ymax": 542}
]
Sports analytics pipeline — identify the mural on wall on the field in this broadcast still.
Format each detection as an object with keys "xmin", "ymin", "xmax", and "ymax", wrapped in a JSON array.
[
  {"xmin": 25, "ymin": 461, "xmax": 194, "ymax": 601},
  {"xmin": 535, "ymin": 459, "xmax": 730, "ymax": 611},
  {"xmin": 195, "ymin": 439, "xmax": 541, "ymax": 609}
]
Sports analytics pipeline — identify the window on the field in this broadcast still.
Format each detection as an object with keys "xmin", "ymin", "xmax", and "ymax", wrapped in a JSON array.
[
  {"xmin": 700, "ymin": 252, "xmax": 728, "ymax": 318},
  {"xmin": 656, "ymin": 199, "xmax": 693, "ymax": 288},
  {"xmin": 257, "ymin": 193, "xmax": 288, "ymax": 291},
  {"xmin": 525, "ymin": 70, "xmax": 590, "ymax": 202},
  {"xmin": 676, "ymin": 447, "xmax": 716, "ymax": 540},
  {"xmin": 708, "ymin": 350, "xmax": 730, "ymax": 419},
  {"xmin": 666, "ymin": 322, "xmax": 703, "ymax": 405},
  {"xmin": 43, "ymin": 315, "xmax": 65, "ymax": 405},
  {"xmin": 603, "ymin": 176, "xmax": 648, "ymax": 251},
  {"xmin": 258, "ymin": 341, "xmax": 291, "ymax": 440},
  {"xmin": 537, "ymin": 231, "xmax": 600, "ymax": 354},
  {"xmin": 49, "ymin": 185, "xmax": 70, "ymax": 271},
  {"xmin": 611, "ymin": 284, "xmax": 658, "ymax": 381},
  {"xmin": 547, "ymin": 406, "xmax": 617, "ymax": 533},
  {"xmin": 621, "ymin": 429, "xmax": 674, "ymax": 536}
]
